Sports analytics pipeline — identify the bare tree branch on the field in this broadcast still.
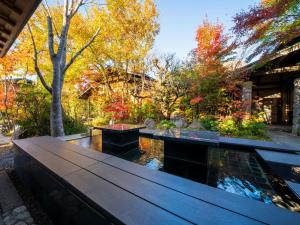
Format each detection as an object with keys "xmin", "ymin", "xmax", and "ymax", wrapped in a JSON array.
[
  {"xmin": 64, "ymin": 28, "xmax": 100, "ymax": 72},
  {"xmin": 27, "ymin": 24, "xmax": 53, "ymax": 94},
  {"xmin": 42, "ymin": 1, "xmax": 60, "ymax": 38},
  {"xmin": 47, "ymin": 16, "xmax": 55, "ymax": 60},
  {"xmin": 70, "ymin": 0, "xmax": 84, "ymax": 18}
]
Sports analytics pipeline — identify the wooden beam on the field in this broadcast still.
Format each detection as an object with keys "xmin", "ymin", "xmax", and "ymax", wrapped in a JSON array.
[
  {"xmin": 265, "ymin": 66, "xmax": 300, "ymax": 75},
  {"xmin": 0, "ymin": 35, "xmax": 7, "ymax": 43},
  {"xmin": 0, "ymin": 25, "xmax": 11, "ymax": 35},
  {"xmin": 0, "ymin": 13, "xmax": 16, "ymax": 26},
  {"xmin": 0, "ymin": 0, "xmax": 22, "ymax": 15}
]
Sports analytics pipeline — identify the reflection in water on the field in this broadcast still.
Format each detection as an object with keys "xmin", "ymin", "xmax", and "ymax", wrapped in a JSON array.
[
  {"xmin": 217, "ymin": 177, "xmax": 273, "ymax": 204},
  {"xmin": 137, "ymin": 137, "xmax": 164, "ymax": 170},
  {"xmin": 69, "ymin": 134, "xmax": 102, "ymax": 151},
  {"xmin": 207, "ymin": 148, "xmax": 275, "ymax": 205},
  {"xmin": 69, "ymin": 135, "xmax": 300, "ymax": 212},
  {"xmin": 292, "ymin": 167, "xmax": 300, "ymax": 176}
]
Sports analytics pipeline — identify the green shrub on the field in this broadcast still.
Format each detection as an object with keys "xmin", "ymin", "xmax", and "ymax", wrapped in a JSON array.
[
  {"xmin": 218, "ymin": 117, "xmax": 238, "ymax": 136},
  {"xmin": 240, "ymin": 118, "xmax": 267, "ymax": 137},
  {"xmin": 200, "ymin": 113, "xmax": 268, "ymax": 140},
  {"xmin": 157, "ymin": 120, "xmax": 176, "ymax": 129},
  {"xmin": 183, "ymin": 108, "xmax": 194, "ymax": 124},
  {"xmin": 16, "ymin": 87, "xmax": 51, "ymax": 138},
  {"xmin": 91, "ymin": 117, "xmax": 109, "ymax": 127},
  {"xmin": 141, "ymin": 102, "xmax": 157, "ymax": 120},
  {"xmin": 64, "ymin": 116, "xmax": 87, "ymax": 135},
  {"xmin": 16, "ymin": 85, "xmax": 87, "ymax": 138},
  {"xmin": 200, "ymin": 116, "xmax": 218, "ymax": 131},
  {"xmin": 217, "ymin": 115, "xmax": 268, "ymax": 139}
]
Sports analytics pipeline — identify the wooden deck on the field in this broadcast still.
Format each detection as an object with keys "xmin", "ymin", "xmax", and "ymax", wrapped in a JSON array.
[{"xmin": 13, "ymin": 136, "xmax": 300, "ymax": 225}]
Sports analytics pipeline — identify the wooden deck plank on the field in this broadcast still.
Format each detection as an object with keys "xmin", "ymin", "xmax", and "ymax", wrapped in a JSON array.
[
  {"xmin": 14, "ymin": 139, "xmax": 191, "ymax": 225},
  {"xmin": 86, "ymin": 162, "xmax": 262, "ymax": 225},
  {"xmin": 65, "ymin": 169, "xmax": 191, "ymax": 225},
  {"xmin": 27, "ymin": 137, "xmax": 98, "ymax": 168},
  {"xmin": 14, "ymin": 137, "xmax": 300, "ymax": 225},
  {"xmin": 13, "ymin": 140, "xmax": 80, "ymax": 177},
  {"xmin": 29, "ymin": 137, "xmax": 300, "ymax": 224},
  {"xmin": 103, "ymin": 156, "xmax": 300, "ymax": 225},
  {"xmin": 21, "ymin": 137, "xmax": 262, "ymax": 224},
  {"xmin": 31, "ymin": 136, "xmax": 111, "ymax": 162}
]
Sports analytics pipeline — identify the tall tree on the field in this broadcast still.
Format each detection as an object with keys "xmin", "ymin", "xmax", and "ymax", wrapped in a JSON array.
[
  {"xmin": 0, "ymin": 49, "xmax": 24, "ymax": 133},
  {"xmin": 85, "ymin": 0, "xmax": 159, "ymax": 97},
  {"xmin": 233, "ymin": 0, "xmax": 300, "ymax": 60},
  {"xmin": 28, "ymin": 0, "xmax": 100, "ymax": 136},
  {"xmin": 152, "ymin": 54, "xmax": 191, "ymax": 119},
  {"xmin": 195, "ymin": 19, "xmax": 235, "ymax": 75}
]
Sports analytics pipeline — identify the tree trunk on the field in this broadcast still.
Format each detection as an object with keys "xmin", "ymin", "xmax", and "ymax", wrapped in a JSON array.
[
  {"xmin": 50, "ymin": 62, "xmax": 64, "ymax": 136},
  {"xmin": 50, "ymin": 93, "xmax": 64, "ymax": 136}
]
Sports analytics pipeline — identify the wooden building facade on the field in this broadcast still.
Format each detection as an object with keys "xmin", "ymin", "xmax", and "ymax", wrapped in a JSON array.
[{"xmin": 244, "ymin": 37, "xmax": 300, "ymax": 134}]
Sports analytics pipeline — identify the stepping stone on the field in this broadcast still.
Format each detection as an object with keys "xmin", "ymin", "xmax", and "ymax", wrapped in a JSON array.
[{"xmin": 0, "ymin": 171, "xmax": 23, "ymax": 213}]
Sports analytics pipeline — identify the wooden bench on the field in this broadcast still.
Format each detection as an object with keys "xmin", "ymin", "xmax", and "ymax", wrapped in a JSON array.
[{"xmin": 13, "ymin": 136, "xmax": 300, "ymax": 225}]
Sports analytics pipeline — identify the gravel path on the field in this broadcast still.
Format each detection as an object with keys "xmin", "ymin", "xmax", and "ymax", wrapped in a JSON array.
[
  {"xmin": 7, "ymin": 171, "xmax": 55, "ymax": 225},
  {"xmin": 0, "ymin": 145, "xmax": 55, "ymax": 225}
]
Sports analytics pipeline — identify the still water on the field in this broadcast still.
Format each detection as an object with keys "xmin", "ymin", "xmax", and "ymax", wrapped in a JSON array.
[{"xmin": 69, "ymin": 133, "xmax": 300, "ymax": 212}]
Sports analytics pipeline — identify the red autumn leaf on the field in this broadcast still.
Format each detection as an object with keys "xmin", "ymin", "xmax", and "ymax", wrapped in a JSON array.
[{"xmin": 190, "ymin": 96, "xmax": 204, "ymax": 105}]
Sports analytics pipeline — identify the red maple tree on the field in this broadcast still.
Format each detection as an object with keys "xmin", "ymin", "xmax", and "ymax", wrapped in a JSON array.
[
  {"xmin": 103, "ymin": 93, "xmax": 129, "ymax": 120},
  {"xmin": 233, "ymin": 0, "xmax": 300, "ymax": 60}
]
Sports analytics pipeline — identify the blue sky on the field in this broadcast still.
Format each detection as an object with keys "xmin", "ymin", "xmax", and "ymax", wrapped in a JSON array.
[{"xmin": 153, "ymin": 0, "xmax": 259, "ymax": 59}]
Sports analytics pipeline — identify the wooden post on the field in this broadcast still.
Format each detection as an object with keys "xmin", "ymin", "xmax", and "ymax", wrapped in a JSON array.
[
  {"xmin": 242, "ymin": 81, "xmax": 252, "ymax": 114},
  {"xmin": 292, "ymin": 78, "xmax": 300, "ymax": 135}
]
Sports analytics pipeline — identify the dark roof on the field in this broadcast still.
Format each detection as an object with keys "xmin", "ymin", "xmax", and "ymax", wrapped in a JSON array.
[
  {"xmin": 0, "ymin": 76, "xmax": 33, "ymax": 84},
  {"xmin": 78, "ymin": 72, "xmax": 155, "ymax": 99},
  {"xmin": 243, "ymin": 36, "xmax": 300, "ymax": 76},
  {"xmin": 0, "ymin": 0, "xmax": 42, "ymax": 57}
]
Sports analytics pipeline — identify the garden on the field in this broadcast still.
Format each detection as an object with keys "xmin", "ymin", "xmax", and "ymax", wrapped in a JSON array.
[{"xmin": 0, "ymin": 0, "xmax": 298, "ymax": 141}]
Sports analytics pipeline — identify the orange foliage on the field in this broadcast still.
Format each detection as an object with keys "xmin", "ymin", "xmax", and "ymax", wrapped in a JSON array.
[
  {"xmin": 0, "ymin": 84, "xmax": 16, "ymax": 111},
  {"xmin": 0, "ymin": 49, "xmax": 21, "ymax": 113},
  {"xmin": 196, "ymin": 19, "xmax": 228, "ymax": 66}
]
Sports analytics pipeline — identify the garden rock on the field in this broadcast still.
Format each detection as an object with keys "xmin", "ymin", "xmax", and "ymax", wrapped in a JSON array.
[
  {"xmin": 15, "ymin": 222, "xmax": 27, "ymax": 225},
  {"xmin": 3, "ymin": 215, "xmax": 16, "ymax": 225},
  {"xmin": 11, "ymin": 128, "xmax": 24, "ymax": 140},
  {"xmin": 188, "ymin": 119, "xmax": 204, "ymax": 130},
  {"xmin": 144, "ymin": 118, "xmax": 156, "ymax": 129},
  {"xmin": 15, "ymin": 212, "xmax": 30, "ymax": 221},
  {"xmin": 174, "ymin": 118, "xmax": 187, "ymax": 128},
  {"xmin": 12, "ymin": 206, "xmax": 27, "ymax": 216},
  {"xmin": 1, "ymin": 205, "xmax": 34, "ymax": 225}
]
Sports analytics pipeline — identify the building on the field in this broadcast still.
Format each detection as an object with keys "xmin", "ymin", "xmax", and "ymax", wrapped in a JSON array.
[
  {"xmin": 0, "ymin": 0, "xmax": 41, "ymax": 57},
  {"xmin": 243, "ymin": 37, "xmax": 300, "ymax": 135},
  {"xmin": 78, "ymin": 69, "xmax": 155, "ymax": 100}
]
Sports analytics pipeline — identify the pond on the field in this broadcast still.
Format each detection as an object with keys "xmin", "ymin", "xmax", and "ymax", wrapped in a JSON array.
[{"xmin": 68, "ymin": 132, "xmax": 300, "ymax": 212}]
